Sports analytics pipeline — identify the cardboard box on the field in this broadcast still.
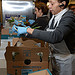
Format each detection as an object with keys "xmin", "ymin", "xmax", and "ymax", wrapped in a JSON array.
[
  {"xmin": 28, "ymin": 69, "xmax": 52, "ymax": 75},
  {"xmin": 5, "ymin": 38, "xmax": 49, "ymax": 75},
  {"xmin": 5, "ymin": 46, "xmax": 49, "ymax": 62},
  {"xmin": 7, "ymin": 61, "xmax": 48, "ymax": 75},
  {"xmin": 1, "ymin": 28, "xmax": 17, "ymax": 35}
]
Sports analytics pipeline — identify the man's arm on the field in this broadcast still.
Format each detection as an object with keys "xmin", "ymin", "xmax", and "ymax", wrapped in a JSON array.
[{"xmin": 27, "ymin": 14, "xmax": 75, "ymax": 43}]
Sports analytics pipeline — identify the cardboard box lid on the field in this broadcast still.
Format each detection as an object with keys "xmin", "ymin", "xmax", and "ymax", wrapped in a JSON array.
[
  {"xmin": 28, "ymin": 69, "xmax": 52, "ymax": 75},
  {"xmin": 12, "ymin": 38, "xmax": 39, "ymax": 47},
  {"xmin": 12, "ymin": 38, "xmax": 44, "ymax": 47},
  {"xmin": 12, "ymin": 38, "xmax": 46, "ymax": 47},
  {"xmin": 19, "ymin": 39, "xmax": 39, "ymax": 47},
  {"xmin": 12, "ymin": 38, "xmax": 19, "ymax": 46}
]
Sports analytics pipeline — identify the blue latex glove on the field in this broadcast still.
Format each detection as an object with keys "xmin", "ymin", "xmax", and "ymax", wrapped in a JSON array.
[
  {"xmin": 12, "ymin": 25, "xmax": 31, "ymax": 36},
  {"xmin": 22, "ymin": 18, "xmax": 26, "ymax": 22},
  {"xmin": 14, "ymin": 19, "xmax": 26, "ymax": 27},
  {"xmin": 22, "ymin": 15, "xmax": 26, "ymax": 17},
  {"xmin": 12, "ymin": 25, "xmax": 17, "ymax": 33},
  {"xmin": 12, "ymin": 25, "xmax": 18, "ymax": 33},
  {"xmin": 28, "ymin": 19, "xmax": 35, "ymax": 24},
  {"xmin": 21, "ymin": 22, "xmax": 26, "ymax": 27},
  {"xmin": 14, "ymin": 19, "xmax": 19, "ymax": 25}
]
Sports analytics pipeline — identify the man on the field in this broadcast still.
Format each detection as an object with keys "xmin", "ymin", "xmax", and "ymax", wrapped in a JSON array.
[
  {"xmin": 12, "ymin": 0, "xmax": 75, "ymax": 75},
  {"xmin": 69, "ymin": 3, "xmax": 75, "ymax": 14}
]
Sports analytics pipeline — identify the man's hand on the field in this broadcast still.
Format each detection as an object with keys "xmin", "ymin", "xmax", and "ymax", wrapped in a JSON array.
[{"xmin": 28, "ymin": 19, "xmax": 35, "ymax": 24}]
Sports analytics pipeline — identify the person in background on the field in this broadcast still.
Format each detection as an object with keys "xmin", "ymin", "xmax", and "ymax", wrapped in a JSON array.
[
  {"xmin": 29, "ymin": 2, "xmax": 49, "ymax": 30},
  {"xmin": 68, "ymin": 3, "xmax": 75, "ymax": 14},
  {"xmin": 38, "ymin": 0, "xmax": 48, "ymax": 4},
  {"xmin": 12, "ymin": 0, "xmax": 75, "ymax": 75},
  {"xmin": 14, "ymin": 2, "xmax": 49, "ymax": 30}
]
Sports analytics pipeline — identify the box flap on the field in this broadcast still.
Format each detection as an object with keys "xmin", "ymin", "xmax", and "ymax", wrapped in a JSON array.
[
  {"xmin": 12, "ymin": 38, "xmax": 45, "ymax": 47},
  {"xmin": 28, "ymin": 69, "xmax": 52, "ymax": 75}
]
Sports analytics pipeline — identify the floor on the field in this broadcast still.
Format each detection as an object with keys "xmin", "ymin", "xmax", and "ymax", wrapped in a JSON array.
[
  {"xmin": 0, "ymin": 68, "xmax": 7, "ymax": 75},
  {"xmin": 0, "ymin": 39, "xmax": 8, "ymax": 75}
]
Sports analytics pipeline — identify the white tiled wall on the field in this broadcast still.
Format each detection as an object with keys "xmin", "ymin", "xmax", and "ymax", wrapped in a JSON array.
[
  {"xmin": 0, "ymin": 59, "xmax": 6, "ymax": 68},
  {"xmin": 0, "ymin": 39, "xmax": 13, "ymax": 75},
  {"xmin": 0, "ymin": 39, "xmax": 12, "ymax": 68},
  {"xmin": 0, "ymin": 50, "xmax": 6, "ymax": 68},
  {"xmin": 0, "ymin": 50, "xmax": 6, "ymax": 59}
]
